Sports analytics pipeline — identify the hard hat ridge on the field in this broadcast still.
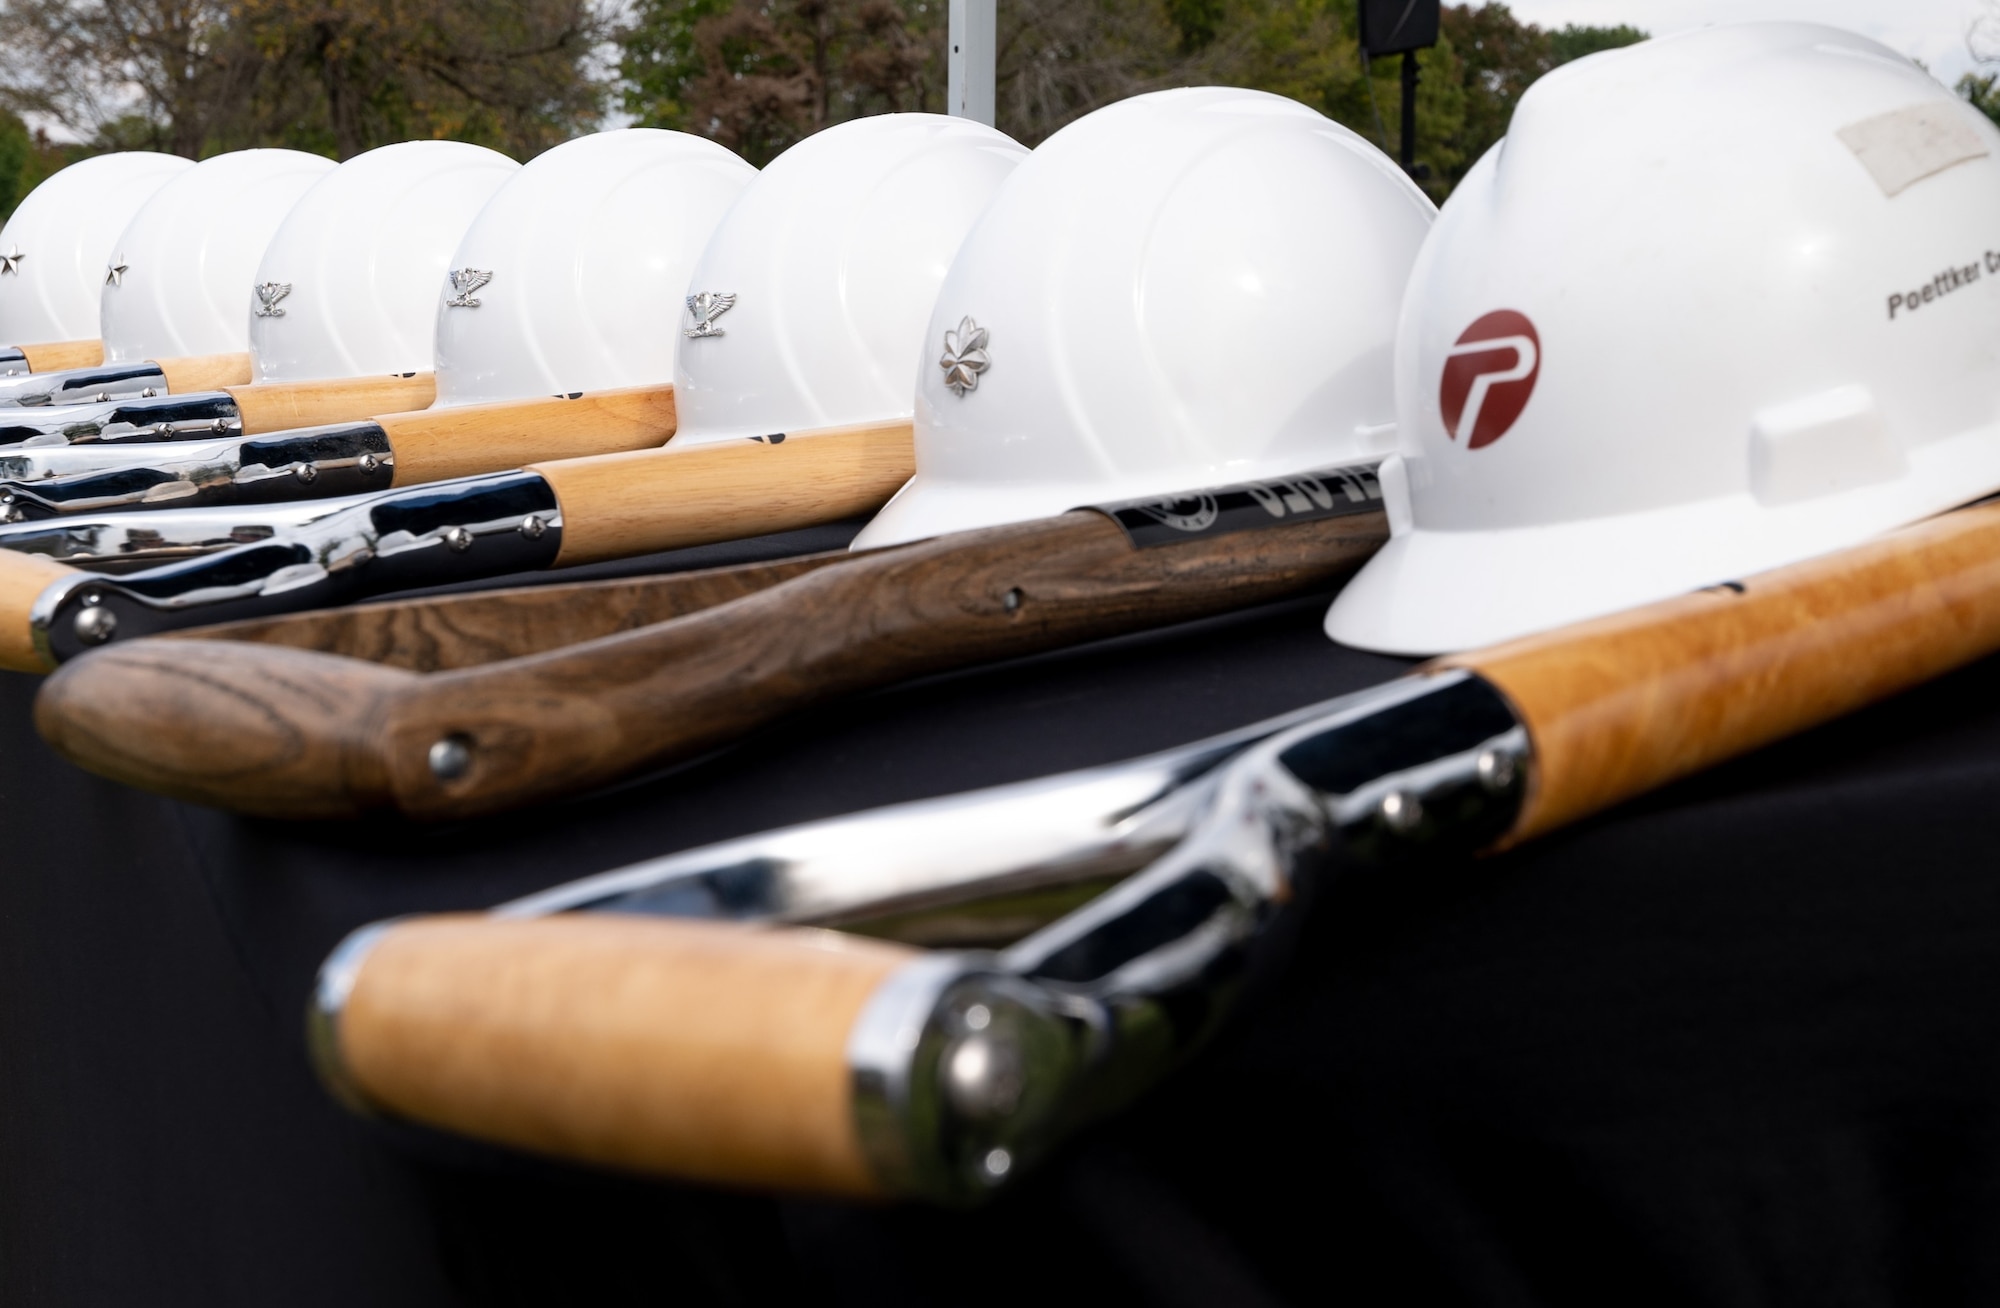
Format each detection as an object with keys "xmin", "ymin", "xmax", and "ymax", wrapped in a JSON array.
[
  {"xmin": 851, "ymin": 85, "xmax": 1435, "ymax": 550},
  {"xmin": 99, "ymin": 149, "xmax": 337, "ymax": 364},
  {"xmin": 1326, "ymin": 21, "xmax": 2000, "ymax": 656},
  {"xmin": 667, "ymin": 112, "xmax": 1030, "ymax": 448},
  {"xmin": 0, "ymin": 152, "xmax": 194, "ymax": 345},
  {"xmin": 249, "ymin": 140, "xmax": 520, "ymax": 384},
  {"xmin": 433, "ymin": 128, "xmax": 757, "ymax": 408}
]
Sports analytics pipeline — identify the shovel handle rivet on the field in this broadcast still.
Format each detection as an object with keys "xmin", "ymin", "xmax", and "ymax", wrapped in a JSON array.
[
  {"xmin": 1378, "ymin": 789, "xmax": 1422, "ymax": 834},
  {"xmin": 1002, "ymin": 587, "xmax": 1022, "ymax": 613},
  {"xmin": 442, "ymin": 526, "xmax": 474, "ymax": 552},
  {"xmin": 428, "ymin": 735, "xmax": 473, "ymax": 782},
  {"xmin": 293, "ymin": 462, "xmax": 319, "ymax": 484},
  {"xmin": 72, "ymin": 604, "xmax": 117, "ymax": 646}
]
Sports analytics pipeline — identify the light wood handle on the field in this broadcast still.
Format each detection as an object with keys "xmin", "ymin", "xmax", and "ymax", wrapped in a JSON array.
[
  {"xmin": 534, "ymin": 420, "xmax": 914, "ymax": 566},
  {"xmin": 0, "ymin": 551, "xmax": 78, "ymax": 673},
  {"xmin": 16, "ymin": 339, "xmax": 102, "ymax": 371},
  {"xmin": 383, "ymin": 385, "xmax": 677, "ymax": 487},
  {"xmin": 228, "ymin": 373, "xmax": 436, "ymax": 433},
  {"xmin": 155, "ymin": 352, "xmax": 253, "ymax": 392},
  {"xmin": 333, "ymin": 914, "xmax": 913, "ymax": 1195},
  {"xmin": 1450, "ymin": 500, "xmax": 2000, "ymax": 842}
]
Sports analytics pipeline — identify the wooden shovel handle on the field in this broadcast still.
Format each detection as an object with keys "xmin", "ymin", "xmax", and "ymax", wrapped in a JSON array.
[
  {"xmin": 366, "ymin": 503, "xmax": 1381, "ymax": 818},
  {"xmin": 0, "ymin": 550, "xmax": 79, "ymax": 673},
  {"xmin": 229, "ymin": 372, "xmax": 436, "ymax": 433},
  {"xmin": 533, "ymin": 420, "xmax": 915, "ymax": 566},
  {"xmin": 326, "ymin": 913, "xmax": 912, "ymax": 1195},
  {"xmin": 1451, "ymin": 499, "xmax": 2000, "ymax": 842},
  {"xmin": 16, "ymin": 340, "xmax": 102, "ymax": 371},
  {"xmin": 155, "ymin": 352, "xmax": 252, "ymax": 392},
  {"xmin": 161, "ymin": 549, "xmax": 851, "ymax": 672},
  {"xmin": 383, "ymin": 385, "xmax": 678, "ymax": 486}
]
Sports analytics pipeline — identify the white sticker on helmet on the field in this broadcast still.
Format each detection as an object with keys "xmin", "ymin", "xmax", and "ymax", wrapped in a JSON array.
[{"xmin": 1838, "ymin": 102, "xmax": 1989, "ymax": 197}]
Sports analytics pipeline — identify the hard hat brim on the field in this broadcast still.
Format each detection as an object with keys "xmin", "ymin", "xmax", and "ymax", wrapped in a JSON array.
[{"xmin": 1327, "ymin": 417, "xmax": 2000, "ymax": 656}]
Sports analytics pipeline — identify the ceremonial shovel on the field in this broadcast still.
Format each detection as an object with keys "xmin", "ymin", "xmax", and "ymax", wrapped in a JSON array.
[
  {"xmin": 307, "ymin": 490, "xmax": 2000, "ymax": 1200},
  {"xmin": 35, "ymin": 464, "xmax": 1388, "ymax": 818},
  {"xmin": 0, "ymin": 419, "xmax": 914, "ymax": 673}
]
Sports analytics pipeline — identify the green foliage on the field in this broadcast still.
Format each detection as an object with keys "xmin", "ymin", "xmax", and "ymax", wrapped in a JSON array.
[
  {"xmin": 1549, "ymin": 22, "xmax": 1646, "ymax": 64},
  {"xmin": 1168, "ymin": 0, "xmax": 1229, "ymax": 53},
  {"xmin": 1960, "ymin": 71, "xmax": 2000, "ymax": 129},
  {"xmin": 620, "ymin": 0, "xmax": 738, "ymax": 131}
]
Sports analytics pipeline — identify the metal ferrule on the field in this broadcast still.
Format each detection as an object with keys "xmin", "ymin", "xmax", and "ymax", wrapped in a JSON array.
[
  {"xmin": 0, "ymin": 493, "xmax": 378, "ymax": 573},
  {"xmin": 0, "ymin": 390, "xmax": 240, "ymax": 450},
  {"xmin": 0, "ymin": 420, "xmax": 394, "ymax": 521},
  {"xmin": 0, "ymin": 361, "xmax": 168, "ymax": 408},
  {"xmin": 28, "ymin": 470, "xmax": 563, "ymax": 662}
]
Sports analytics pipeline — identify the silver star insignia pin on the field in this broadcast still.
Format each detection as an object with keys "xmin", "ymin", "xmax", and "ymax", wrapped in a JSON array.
[
  {"xmin": 104, "ymin": 254, "xmax": 129, "ymax": 288},
  {"xmin": 0, "ymin": 246, "xmax": 23, "ymax": 276}
]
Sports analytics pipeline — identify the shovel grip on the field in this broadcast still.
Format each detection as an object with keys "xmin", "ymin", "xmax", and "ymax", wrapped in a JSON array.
[
  {"xmin": 384, "ymin": 384, "xmax": 678, "ymax": 486},
  {"xmin": 16, "ymin": 339, "xmax": 102, "ymax": 371},
  {"xmin": 155, "ymin": 352, "xmax": 252, "ymax": 393},
  {"xmin": 1453, "ymin": 500, "xmax": 2000, "ymax": 841},
  {"xmin": 319, "ymin": 914, "xmax": 913, "ymax": 1195},
  {"xmin": 0, "ymin": 551, "xmax": 79, "ymax": 673},
  {"xmin": 533, "ymin": 420, "xmax": 915, "ymax": 565},
  {"xmin": 230, "ymin": 372, "xmax": 437, "ymax": 433}
]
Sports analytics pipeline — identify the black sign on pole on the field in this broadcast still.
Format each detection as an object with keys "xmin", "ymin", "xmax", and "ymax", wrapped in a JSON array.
[
  {"xmin": 1358, "ymin": 0, "xmax": 1438, "ymax": 54},
  {"xmin": 1358, "ymin": 0, "xmax": 1440, "ymax": 178}
]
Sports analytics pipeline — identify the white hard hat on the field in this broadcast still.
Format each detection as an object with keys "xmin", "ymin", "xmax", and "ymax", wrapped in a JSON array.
[
  {"xmin": 1326, "ymin": 22, "xmax": 2000, "ymax": 655},
  {"xmin": 668, "ymin": 113, "xmax": 1027, "ymax": 447},
  {"xmin": 100, "ymin": 149, "xmax": 336, "ymax": 364},
  {"xmin": 433, "ymin": 128, "xmax": 754, "ymax": 408},
  {"xmin": 0, "ymin": 152, "xmax": 193, "ymax": 344},
  {"xmin": 250, "ymin": 140, "xmax": 519, "ymax": 383},
  {"xmin": 850, "ymin": 87, "xmax": 1434, "ymax": 550}
]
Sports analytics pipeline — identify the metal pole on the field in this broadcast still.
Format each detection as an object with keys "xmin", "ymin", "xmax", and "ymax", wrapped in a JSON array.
[
  {"xmin": 1400, "ymin": 49, "xmax": 1418, "ymax": 172},
  {"xmin": 948, "ymin": 0, "xmax": 996, "ymax": 126}
]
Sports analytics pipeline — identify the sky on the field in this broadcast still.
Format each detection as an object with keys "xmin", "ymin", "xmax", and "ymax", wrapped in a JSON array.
[{"xmin": 1503, "ymin": 0, "xmax": 1992, "ymax": 88}]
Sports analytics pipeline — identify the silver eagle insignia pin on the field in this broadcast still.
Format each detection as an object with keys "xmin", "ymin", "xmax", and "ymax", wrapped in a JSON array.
[
  {"xmin": 0, "ymin": 246, "xmax": 23, "ymax": 276},
  {"xmin": 684, "ymin": 291, "xmax": 736, "ymax": 338},
  {"xmin": 446, "ymin": 268, "xmax": 493, "ymax": 309},
  {"xmin": 939, "ymin": 316, "xmax": 989, "ymax": 396},
  {"xmin": 254, "ymin": 282, "xmax": 293, "ymax": 318}
]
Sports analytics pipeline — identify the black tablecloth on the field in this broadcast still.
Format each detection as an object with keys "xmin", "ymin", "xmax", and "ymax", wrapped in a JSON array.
[{"xmin": 5, "ymin": 523, "xmax": 2000, "ymax": 1306}]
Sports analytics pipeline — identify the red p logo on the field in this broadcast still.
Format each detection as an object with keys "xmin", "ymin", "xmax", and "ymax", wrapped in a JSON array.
[{"xmin": 1440, "ymin": 310, "xmax": 1540, "ymax": 450}]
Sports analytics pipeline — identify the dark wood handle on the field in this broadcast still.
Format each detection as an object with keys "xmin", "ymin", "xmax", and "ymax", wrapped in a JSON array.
[
  {"xmin": 1449, "ymin": 499, "xmax": 2000, "ymax": 842},
  {"xmin": 37, "ymin": 507, "xmax": 1386, "ymax": 818},
  {"xmin": 332, "ymin": 914, "xmax": 911, "ymax": 1195},
  {"xmin": 158, "ymin": 550, "xmax": 850, "ymax": 672}
]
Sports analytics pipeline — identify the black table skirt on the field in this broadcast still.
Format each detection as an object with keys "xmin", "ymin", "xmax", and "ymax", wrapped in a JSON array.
[{"xmin": 4, "ymin": 522, "xmax": 2000, "ymax": 1306}]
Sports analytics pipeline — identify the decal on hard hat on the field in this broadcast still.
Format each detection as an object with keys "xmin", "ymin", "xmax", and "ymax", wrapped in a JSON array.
[
  {"xmin": 1090, "ymin": 461, "xmax": 1384, "ymax": 549},
  {"xmin": 683, "ymin": 290, "xmax": 735, "ymax": 338},
  {"xmin": 445, "ymin": 268, "xmax": 492, "ymax": 309},
  {"xmin": 939, "ymin": 315, "xmax": 990, "ymax": 396},
  {"xmin": 254, "ymin": 282, "xmax": 292, "ymax": 318},
  {"xmin": 1440, "ymin": 310, "xmax": 1539, "ymax": 450},
  {"xmin": 1837, "ymin": 103, "xmax": 1989, "ymax": 198}
]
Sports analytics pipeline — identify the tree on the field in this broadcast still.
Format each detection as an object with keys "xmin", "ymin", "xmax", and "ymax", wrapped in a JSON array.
[{"xmin": 0, "ymin": 0, "xmax": 612, "ymax": 163}]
